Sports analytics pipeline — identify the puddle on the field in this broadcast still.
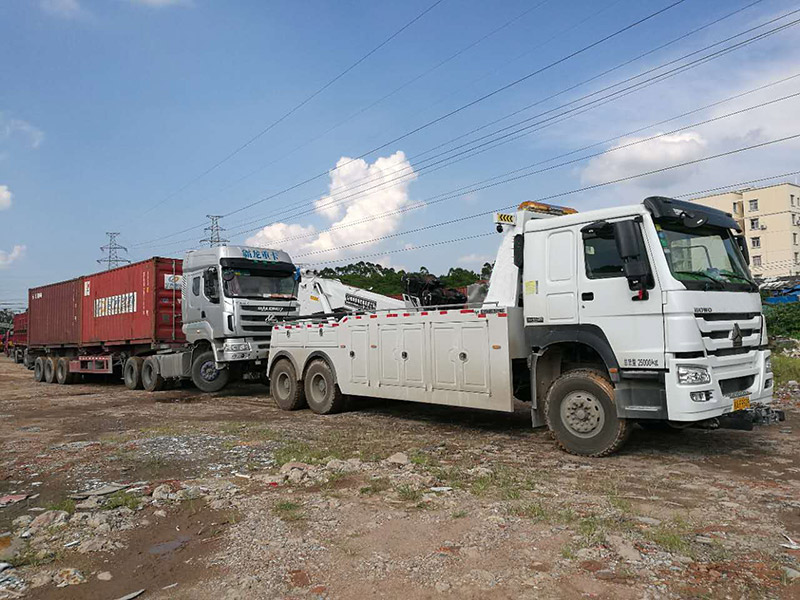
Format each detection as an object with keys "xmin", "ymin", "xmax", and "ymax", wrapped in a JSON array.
[{"xmin": 148, "ymin": 534, "xmax": 191, "ymax": 555}]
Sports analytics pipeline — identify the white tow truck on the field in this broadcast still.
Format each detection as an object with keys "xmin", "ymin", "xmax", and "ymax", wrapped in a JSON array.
[{"xmin": 266, "ymin": 197, "xmax": 782, "ymax": 456}]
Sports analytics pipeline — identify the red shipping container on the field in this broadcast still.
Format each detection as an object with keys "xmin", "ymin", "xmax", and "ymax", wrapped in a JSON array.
[
  {"xmin": 81, "ymin": 257, "xmax": 184, "ymax": 346},
  {"xmin": 28, "ymin": 278, "xmax": 83, "ymax": 347},
  {"xmin": 10, "ymin": 311, "xmax": 28, "ymax": 346}
]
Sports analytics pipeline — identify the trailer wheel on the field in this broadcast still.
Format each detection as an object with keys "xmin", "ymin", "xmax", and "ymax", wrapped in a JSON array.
[
  {"xmin": 33, "ymin": 357, "xmax": 45, "ymax": 382},
  {"xmin": 12, "ymin": 349, "xmax": 22, "ymax": 364},
  {"xmin": 304, "ymin": 359, "xmax": 344, "ymax": 415},
  {"xmin": 123, "ymin": 357, "xmax": 145, "ymax": 390},
  {"xmin": 191, "ymin": 350, "xmax": 229, "ymax": 393},
  {"xmin": 543, "ymin": 369, "xmax": 630, "ymax": 457},
  {"xmin": 56, "ymin": 357, "xmax": 75, "ymax": 385},
  {"xmin": 269, "ymin": 359, "xmax": 306, "ymax": 411},
  {"xmin": 142, "ymin": 356, "xmax": 166, "ymax": 392},
  {"xmin": 44, "ymin": 357, "xmax": 57, "ymax": 384}
]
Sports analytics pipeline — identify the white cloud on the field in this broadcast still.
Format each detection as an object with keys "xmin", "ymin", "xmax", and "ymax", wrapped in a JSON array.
[
  {"xmin": 0, "ymin": 245, "xmax": 26, "ymax": 268},
  {"xmin": 581, "ymin": 132, "xmax": 708, "ymax": 189},
  {"xmin": 247, "ymin": 151, "xmax": 417, "ymax": 261},
  {"xmin": 40, "ymin": 0, "xmax": 86, "ymax": 18},
  {"xmin": 0, "ymin": 185, "xmax": 11, "ymax": 211},
  {"xmin": 458, "ymin": 253, "xmax": 492, "ymax": 267},
  {"xmin": 1, "ymin": 115, "xmax": 45, "ymax": 149}
]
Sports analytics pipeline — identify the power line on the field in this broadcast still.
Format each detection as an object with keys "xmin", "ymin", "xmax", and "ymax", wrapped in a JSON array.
[
  {"xmin": 152, "ymin": 65, "xmax": 800, "ymax": 254},
  {"xmin": 97, "ymin": 233, "xmax": 131, "ymax": 270},
  {"xmin": 157, "ymin": 1, "xmax": 786, "ymax": 246},
  {"xmin": 136, "ymin": 0, "xmax": 447, "ymax": 218},
  {"xmin": 209, "ymin": 0, "xmax": 553, "ymax": 199},
  {"xmin": 294, "ymin": 130, "xmax": 800, "ymax": 261},
  {"xmin": 300, "ymin": 133, "xmax": 800, "ymax": 265},
  {"xmin": 133, "ymin": 0, "xmax": 687, "ymax": 247}
]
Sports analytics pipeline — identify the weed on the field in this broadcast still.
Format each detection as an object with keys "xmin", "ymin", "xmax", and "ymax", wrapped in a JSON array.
[
  {"xmin": 47, "ymin": 498, "xmax": 76, "ymax": 514},
  {"xmin": 9, "ymin": 543, "xmax": 59, "ymax": 568},
  {"xmin": 104, "ymin": 491, "xmax": 140, "ymax": 511},
  {"xmin": 359, "ymin": 477, "xmax": 391, "ymax": 496},
  {"xmin": 510, "ymin": 502, "xmax": 550, "ymax": 522},
  {"xmin": 395, "ymin": 484, "xmax": 423, "ymax": 502},
  {"xmin": 470, "ymin": 476, "xmax": 493, "ymax": 496},
  {"xmin": 451, "ymin": 510, "xmax": 468, "ymax": 519},
  {"xmin": 410, "ymin": 451, "xmax": 438, "ymax": 468},
  {"xmin": 644, "ymin": 519, "xmax": 691, "ymax": 554},
  {"xmin": 578, "ymin": 516, "xmax": 604, "ymax": 544},
  {"xmin": 560, "ymin": 544, "xmax": 576, "ymax": 560},
  {"xmin": 273, "ymin": 501, "xmax": 304, "ymax": 521}
]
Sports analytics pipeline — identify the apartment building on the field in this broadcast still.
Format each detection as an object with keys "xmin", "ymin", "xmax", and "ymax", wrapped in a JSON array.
[{"xmin": 689, "ymin": 182, "xmax": 800, "ymax": 278}]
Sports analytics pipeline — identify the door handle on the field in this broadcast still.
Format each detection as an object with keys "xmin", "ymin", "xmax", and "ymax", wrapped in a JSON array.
[{"xmin": 581, "ymin": 292, "xmax": 594, "ymax": 301}]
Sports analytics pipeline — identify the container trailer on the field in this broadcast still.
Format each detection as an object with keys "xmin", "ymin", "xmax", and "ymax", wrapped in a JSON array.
[
  {"xmin": 266, "ymin": 197, "xmax": 784, "ymax": 456},
  {"xmin": 26, "ymin": 246, "xmax": 301, "ymax": 392},
  {"xmin": 5, "ymin": 311, "xmax": 28, "ymax": 364}
]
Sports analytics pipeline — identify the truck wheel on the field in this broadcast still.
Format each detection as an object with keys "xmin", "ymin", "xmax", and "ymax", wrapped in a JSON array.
[
  {"xmin": 191, "ymin": 350, "xmax": 229, "ymax": 393},
  {"xmin": 34, "ymin": 357, "xmax": 45, "ymax": 382},
  {"xmin": 124, "ymin": 357, "xmax": 145, "ymax": 390},
  {"xmin": 269, "ymin": 359, "xmax": 306, "ymax": 411},
  {"xmin": 304, "ymin": 359, "xmax": 344, "ymax": 415},
  {"xmin": 56, "ymin": 357, "xmax": 75, "ymax": 385},
  {"xmin": 142, "ymin": 356, "xmax": 166, "ymax": 392},
  {"xmin": 44, "ymin": 357, "xmax": 57, "ymax": 384},
  {"xmin": 544, "ymin": 369, "xmax": 630, "ymax": 457},
  {"xmin": 13, "ymin": 349, "xmax": 21, "ymax": 364}
]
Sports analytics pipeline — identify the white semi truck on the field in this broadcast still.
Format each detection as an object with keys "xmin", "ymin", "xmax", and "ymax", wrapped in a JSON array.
[{"xmin": 266, "ymin": 197, "xmax": 783, "ymax": 456}]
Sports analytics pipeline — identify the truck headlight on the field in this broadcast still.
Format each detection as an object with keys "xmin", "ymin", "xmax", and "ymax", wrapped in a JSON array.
[
  {"xmin": 677, "ymin": 365, "xmax": 711, "ymax": 385},
  {"xmin": 764, "ymin": 356, "xmax": 772, "ymax": 374}
]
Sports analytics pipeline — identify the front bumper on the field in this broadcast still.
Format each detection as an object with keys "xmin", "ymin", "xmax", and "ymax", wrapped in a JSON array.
[{"xmin": 665, "ymin": 348, "xmax": 773, "ymax": 422}]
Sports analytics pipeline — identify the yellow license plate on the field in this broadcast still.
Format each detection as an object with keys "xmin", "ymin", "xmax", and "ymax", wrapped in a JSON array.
[{"xmin": 732, "ymin": 396, "xmax": 750, "ymax": 412}]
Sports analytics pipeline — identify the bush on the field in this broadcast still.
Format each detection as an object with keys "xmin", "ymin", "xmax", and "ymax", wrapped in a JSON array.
[{"xmin": 763, "ymin": 303, "xmax": 800, "ymax": 338}]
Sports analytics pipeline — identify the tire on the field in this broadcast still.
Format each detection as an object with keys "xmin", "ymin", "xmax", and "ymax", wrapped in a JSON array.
[
  {"xmin": 303, "ymin": 359, "xmax": 344, "ymax": 415},
  {"xmin": 142, "ymin": 356, "xmax": 166, "ymax": 392},
  {"xmin": 191, "ymin": 350, "xmax": 229, "ymax": 393},
  {"xmin": 543, "ymin": 369, "xmax": 630, "ymax": 457},
  {"xmin": 55, "ymin": 357, "xmax": 75, "ymax": 385},
  {"xmin": 12, "ymin": 349, "xmax": 21, "ymax": 364},
  {"xmin": 269, "ymin": 359, "xmax": 306, "ymax": 411},
  {"xmin": 44, "ymin": 357, "xmax": 57, "ymax": 384},
  {"xmin": 33, "ymin": 357, "xmax": 45, "ymax": 382},
  {"xmin": 123, "ymin": 357, "xmax": 145, "ymax": 390}
]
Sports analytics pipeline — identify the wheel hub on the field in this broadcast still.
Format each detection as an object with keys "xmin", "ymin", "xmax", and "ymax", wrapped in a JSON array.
[
  {"xmin": 310, "ymin": 374, "xmax": 327, "ymax": 401},
  {"xmin": 561, "ymin": 391, "xmax": 604, "ymax": 438},
  {"xmin": 200, "ymin": 360, "xmax": 219, "ymax": 382}
]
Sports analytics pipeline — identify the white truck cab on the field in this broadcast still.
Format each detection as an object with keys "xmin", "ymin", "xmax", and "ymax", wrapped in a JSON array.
[{"xmin": 266, "ymin": 197, "xmax": 782, "ymax": 456}]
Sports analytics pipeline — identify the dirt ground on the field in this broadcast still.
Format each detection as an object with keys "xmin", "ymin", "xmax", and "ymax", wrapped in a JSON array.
[{"xmin": 1, "ymin": 356, "xmax": 799, "ymax": 600}]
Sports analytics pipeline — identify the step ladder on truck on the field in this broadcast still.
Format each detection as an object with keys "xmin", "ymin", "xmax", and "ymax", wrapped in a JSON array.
[{"xmin": 266, "ymin": 198, "xmax": 783, "ymax": 456}]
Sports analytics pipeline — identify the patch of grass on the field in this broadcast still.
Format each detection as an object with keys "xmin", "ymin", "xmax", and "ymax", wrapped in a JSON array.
[
  {"xmin": 359, "ymin": 477, "xmax": 391, "ymax": 496},
  {"xmin": 771, "ymin": 354, "xmax": 800, "ymax": 386},
  {"xmin": 47, "ymin": 498, "xmax": 76, "ymax": 514},
  {"xmin": 430, "ymin": 466, "xmax": 470, "ymax": 489},
  {"xmin": 578, "ymin": 516, "xmax": 604, "ymax": 544},
  {"xmin": 560, "ymin": 544, "xmax": 577, "ymax": 560},
  {"xmin": 273, "ymin": 501, "xmax": 304, "ymax": 521},
  {"xmin": 644, "ymin": 519, "xmax": 691, "ymax": 554},
  {"xmin": 410, "ymin": 451, "xmax": 438, "ymax": 468},
  {"xmin": 469, "ymin": 475, "xmax": 493, "ymax": 496},
  {"xmin": 510, "ymin": 501, "xmax": 550, "ymax": 522},
  {"xmin": 104, "ymin": 490, "xmax": 140, "ymax": 510},
  {"xmin": 9, "ymin": 544, "xmax": 59, "ymax": 568},
  {"xmin": 273, "ymin": 441, "xmax": 341, "ymax": 466},
  {"xmin": 451, "ymin": 510, "xmax": 468, "ymax": 519},
  {"xmin": 395, "ymin": 484, "xmax": 423, "ymax": 502},
  {"xmin": 321, "ymin": 471, "xmax": 347, "ymax": 489}
]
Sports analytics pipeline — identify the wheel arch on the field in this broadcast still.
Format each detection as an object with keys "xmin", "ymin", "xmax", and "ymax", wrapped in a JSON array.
[
  {"xmin": 302, "ymin": 350, "xmax": 339, "ymax": 384},
  {"xmin": 269, "ymin": 350, "xmax": 302, "ymax": 380}
]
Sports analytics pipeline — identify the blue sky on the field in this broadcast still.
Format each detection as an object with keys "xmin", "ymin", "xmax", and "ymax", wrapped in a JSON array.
[{"xmin": 2, "ymin": 0, "xmax": 800, "ymax": 308}]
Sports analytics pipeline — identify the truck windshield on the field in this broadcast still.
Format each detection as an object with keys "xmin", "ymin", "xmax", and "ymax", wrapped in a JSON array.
[
  {"xmin": 221, "ymin": 268, "xmax": 297, "ymax": 300},
  {"xmin": 655, "ymin": 221, "xmax": 756, "ymax": 292}
]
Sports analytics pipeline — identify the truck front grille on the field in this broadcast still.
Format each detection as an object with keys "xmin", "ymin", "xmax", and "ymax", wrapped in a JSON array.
[{"xmin": 719, "ymin": 375, "xmax": 755, "ymax": 396}]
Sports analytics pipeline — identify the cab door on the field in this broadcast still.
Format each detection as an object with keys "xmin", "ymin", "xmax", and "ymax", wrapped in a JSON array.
[{"xmin": 578, "ymin": 220, "xmax": 665, "ymax": 370}]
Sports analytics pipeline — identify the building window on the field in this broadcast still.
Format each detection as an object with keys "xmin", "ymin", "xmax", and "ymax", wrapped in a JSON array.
[
  {"xmin": 794, "ymin": 233, "xmax": 798, "ymax": 245},
  {"xmin": 792, "ymin": 194, "xmax": 796, "ymax": 206},
  {"xmin": 796, "ymin": 252, "xmax": 799, "ymax": 265},
  {"xmin": 752, "ymin": 255, "xmax": 762, "ymax": 267},
  {"xmin": 749, "ymin": 199, "xmax": 759, "ymax": 211},
  {"xmin": 750, "ymin": 218, "xmax": 759, "ymax": 230},
  {"xmin": 751, "ymin": 237, "xmax": 760, "ymax": 249}
]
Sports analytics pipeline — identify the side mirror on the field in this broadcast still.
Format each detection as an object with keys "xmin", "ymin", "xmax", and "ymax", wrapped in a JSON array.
[
  {"xmin": 203, "ymin": 267, "xmax": 220, "ymax": 303},
  {"xmin": 613, "ymin": 220, "xmax": 651, "ymax": 298},
  {"xmin": 294, "ymin": 267, "xmax": 302, "ymax": 283},
  {"xmin": 513, "ymin": 234, "xmax": 524, "ymax": 268},
  {"xmin": 735, "ymin": 235, "xmax": 750, "ymax": 265}
]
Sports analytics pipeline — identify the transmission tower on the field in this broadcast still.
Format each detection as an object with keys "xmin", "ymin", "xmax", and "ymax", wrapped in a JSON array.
[
  {"xmin": 200, "ymin": 215, "xmax": 229, "ymax": 247},
  {"xmin": 97, "ymin": 232, "xmax": 131, "ymax": 270}
]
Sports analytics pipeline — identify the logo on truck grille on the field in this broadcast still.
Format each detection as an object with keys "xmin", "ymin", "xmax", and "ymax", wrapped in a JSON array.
[{"xmin": 730, "ymin": 323, "xmax": 743, "ymax": 347}]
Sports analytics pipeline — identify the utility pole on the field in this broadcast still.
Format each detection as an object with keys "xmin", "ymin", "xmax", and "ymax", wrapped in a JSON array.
[
  {"xmin": 200, "ymin": 215, "xmax": 228, "ymax": 248},
  {"xmin": 97, "ymin": 232, "xmax": 131, "ymax": 270}
]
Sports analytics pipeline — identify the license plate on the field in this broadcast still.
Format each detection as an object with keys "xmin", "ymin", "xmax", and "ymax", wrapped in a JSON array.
[{"xmin": 732, "ymin": 396, "xmax": 750, "ymax": 412}]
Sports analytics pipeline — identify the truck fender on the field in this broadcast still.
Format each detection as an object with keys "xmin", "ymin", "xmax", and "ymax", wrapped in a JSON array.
[
  {"xmin": 269, "ymin": 350, "xmax": 302, "ymax": 380},
  {"xmin": 303, "ymin": 351, "xmax": 339, "ymax": 384},
  {"xmin": 525, "ymin": 324, "xmax": 620, "ymax": 380}
]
